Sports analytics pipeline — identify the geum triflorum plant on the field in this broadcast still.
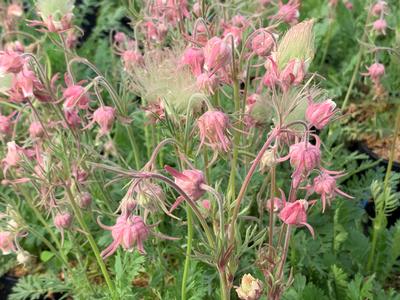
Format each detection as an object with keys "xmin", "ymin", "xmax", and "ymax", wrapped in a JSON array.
[{"xmin": 0, "ymin": 1, "xmax": 352, "ymax": 299}]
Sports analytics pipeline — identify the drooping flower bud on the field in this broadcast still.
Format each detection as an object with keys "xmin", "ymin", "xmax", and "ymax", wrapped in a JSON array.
[
  {"xmin": 197, "ymin": 110, "xmax": 231, "ymax": 152},
  {"xmin": 99, "ymin": 213, "xmax": 149, "ymax": 259},
  {"xmin": 270, "ymin": 0, "xmax": 300, "ymax": 25},
  {"xmin": 251, "ymin": 31, "xmax": 275, "ymax": 57},
  {"xmin": 114, "ymin": 32, "xmax": 126, "ymax": 43},
  {"xmin": 279, "ymin": 199, "xmax": 314, "ymax": 236},
  {"xmin": 373, "ymin": 18, "xmax": 387, "ymax": 35},
  {"xmin": 372, "ymin": 1, "xmax": 388, "ymax": 16},
  {"xmin": 203, "ymin": 37, "xmax": 232, "ymax": 73},
  {"xmin": 165, "ymin": 166, "xmax": 206, "ymax": 211},
  {"xmin": 0, "ymin": 50, "xmax": 25, "ymax": 74},
  {"xmin": 363, "ymin": 62, "xmax": 385, "ymax": 83},
  {"xmin": 63, "ymin": 76, "xmax": 90, "ymax": 110},
  {"xmin": 92, "ymin": 106, "xmax": 116, "ymax": 136},
  {"xmin": 0, "ymin": 231, "xmax": 16, "ymax": 255},
  {"xmin": 260, "ymin": 149, "xmax": 277, "ymax": 172},
  {"xmin": 54, "ymin": 212, "xmax": 73, "ymax": 230},
  {"xmin": 181, "ymin": 47, "xmax": 205, "ymax": 76},
  {"xmin": 235, "ymin": 274, "xmax": 263, "ymax": 300},
  {"xmin": 196, "ymin": 72, "xmax": 219, "ymax": 94},
  {"xmin": 79, "ymin": 192, "xmax": 92, "ymax": 209},
  {"xmin": 305, "ymin": 98, "xmax": 337, "ymax": 129}
]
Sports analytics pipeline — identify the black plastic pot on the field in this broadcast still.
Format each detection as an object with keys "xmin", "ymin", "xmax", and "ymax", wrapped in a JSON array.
[
  {"xmin": 356, "ymin": 141, "xmax": 400, "ymax": 173},
  {"xmin": 0, "ymin": 275, "xmax": 18, "ymax": 299}
]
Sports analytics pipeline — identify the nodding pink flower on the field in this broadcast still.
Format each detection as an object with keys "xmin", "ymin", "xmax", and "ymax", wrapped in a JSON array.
[
  {"xmin": 63, "ymin": 75, "xmax": 90, "ymax": 110},
  {"xmin": 181, "ymin": 47, "xmax": 205, "ymax": 76},
  {"xmin": 305, "ymin": 98, "xmax": 337, "ymax": 129},
  {"xmin": 197, "ymin": 110, "xmax": 231, "ymax": 152},
  {"xmin": 54, "ymin": 212, "xmax": 73, "ymax": 230},
  {"xmin": 29, "ymin": 121, "xmax": 44, "ymax": 139},
  {"xmin": 10, "ymin": 67, "xmax": 37, "ymax": 99},
  {"xmin": 0, "ymin": 112, "xmax": 16, "ymax": 135},
  {"xmin": 287, "ymin": 137, "xmax": 321, "ymax": 187},
  {"xmin": 203, "ymin": 37, "xmax": 232, "ymax": 74},
  {"xmin": 92, "ymin": 106, "xmax": 116, "ymax": 136},
  {"xmin": 122, "ymin": 50, "xmax": 143, "ymax": 70},
  {"xmin": 313, "ymin": 170, "xmax": 353, "ymax": 212},
  {"xmin": 362, "ymin": 62, "xmax": 385, "ymax": 83},
  {"xmin": 72, "ymin": 165, "xmax": 89, "ymax": 184},
  {"xmin": 0, "ymin": 231, "xmax": 16, "ymax": 254},
  {"xmin": 0, "ymin": 50, "xmax": 25, "ymax": 74},
  {"xmin": 271, "ymin": 0, "xmax": 300, "ymax": 25},
  {"xmin": 64, "ymin": 109, "xmax": 81, "ymax": 128},
  {"xmin": 7, "ymin": 4, "xmax": 23, "ymax": 18},
  {"xmin": 98, "ymin": 213, "xmax": 149, "ymax": 259},
  {"xmin": 231, "ymin": 15, "xmax": 248, "ymax": 28},
  {"xmin": 114, "ymin": 32, "xmax": 127, "ymax": 43},
  {"xmin": 28, "ymin": 13, "xmax": 73, "ymax": 33},
  {"xmin": 222, "ymin": 25, "xmax": 244, "ymax": 46},
  {"xmin": 372, "ymin": 1, "xmax": 388, "ymax": 16},
  {"xmin": 5, "ymin": 41, "xmax": 25, "ymax": 53},
  {"xmin": 251, "ymin": 31, "xmax": 275, "ymax": 57},
  {"xmin": 54, "ymin": 212, "xmax": 73, "ymax": 245},
  {"xmin": 373, "ymin": 18, "xmax": 387, "ymax": 35},
  {"xmin": 279, "ymin": 199, "xmax": 314, "ymax": 237},
  {"xmin": 196, "ymin": 72, "xmax": 219, "ymax": 94},
  {"xmin": 165, "ymin": 166, "xmax": 205, "ymax": 211},
  {"xmin": 79, "ymin": 192, "xmax": 92, "ymax": 209}
]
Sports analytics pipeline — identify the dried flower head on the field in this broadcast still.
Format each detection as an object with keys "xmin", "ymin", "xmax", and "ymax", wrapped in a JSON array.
[{"xmin": 235, "ymin": 274, "xmax": 263, "ymax": 300}]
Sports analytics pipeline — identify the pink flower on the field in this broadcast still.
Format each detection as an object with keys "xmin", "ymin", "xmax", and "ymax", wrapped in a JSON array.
[
  {"xmin": 279, "ymin": 200, "xmax": 314, "ymax": 237},
  {"xmin": 79, "ymin": 192, "xmax": 92, "ymax": 209},
  {"xmin": 0, "ymin": 50, "xmax": 24, "ymax": 74},
  {"xmin": 344, "ymin": 0, "xmax": 353, "ymax": 10},
  {"xmin": 266, "ymin": 197, "xmax": 283, "ymax": 212},
  {"xmin": 222, "ymin": 25, "xmax": 244, "ymax": 46},
  {"xmin": 196, "ymin": 72, "xmax": 219, "ymax": 94},
  {"xmin": 0, "ymin": 231, "xmax": 16, "ymax": 254},
  {"xmin": 271, "ymin": 0, "xmax": 300, "ymax": 25},
  {"xmin": 305, "ymin": 98, "xmax": 337, "ymax": 129},
  {"xmin": 145, "ymin": 21, "xmax": 167, "ymax": 43},
  {"xmin": 373, "ymin": 18, "xmax": 387, "ymax": 35},
  {"xmin": 0, "ymin": 111, "xmax": 15, "ymax": 135},
  {"xmin": 193, "ymin": 2, "xmax": 202, "ymax": 17},
  {"xmin": 287, "ymin": 137, "xmax": 321, "ymax": 187},
  {"xmin": 54, "ymin": 212, "xmax": 73, "ymax": 230},
  {"xmin": 313, "ymin": 170, "xmax": 353, "ymax": 212},
  {"xmin": 262, "ymin": 57, "xmax": 280, "ymax": 89},
  {"xmin": 363, "ymin": 62, "xmax": 385, "ymax": 83},
  {"xmin": 92, "ymin": 106, "xmax": 116, "ymax": 135},
  {"xmin": 372, "ymin": 1, "xmax": 388, "ymax": 16},
  {"xmin": 2, "ymin": 141, "xmax": 23, "ymax": 173},
  {"xmin": 114, "ymin": 32, "xmax": 126, "ymax": 43},
  {"xmin": 181, "ymin": 47, "xmax": 205, "ymax": 76},
  {"xmin": 63, "ymin": 74, "xmax": 90, "ymax": 110},
  {"xmin": 122, "ymin": 50, "xmax": 143, "ymax": 70},
  {"xmin": 7, "ymin": 4, "xmax": 23, "ymax": 18},
  {"xmin": 203, "ymin": 37, "xmax": 232, "ymax": 74},
  {"xmin": 251, "ymin": 31, "xmax": 275, "ymax": 57},
  {"xmin": 165, "ymin": 165, "xmax": 205, "ymax": 211},
  {"xmin": 197, "ymin": 110, "xmax": 231, "ymax": 152},
  {"xmin": 279, "ymin": 59, "xmax": 306, "ymax": 90},
  {"xmin": 29, "ymin": 121, "xmax": 44, "ymax": 139},
  {"xmin": 98, "ymin": 213, "xmax": 149, "ymax": 259}
]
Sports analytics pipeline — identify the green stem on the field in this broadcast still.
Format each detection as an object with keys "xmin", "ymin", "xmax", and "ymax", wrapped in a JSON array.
[
  {"xmin": 126, "ymin": 125, "xmax": 141, "ymax": 169},
  {"xmin": 218, "ymin": 268, "xmax": 230, "ymax": 300},
  {"xmin": 181, "ymin": 205, "xmax": 193, "ymax": 300},
  {"xmin": 65, "ymin": 187, "xmax": 117, "ymax": 299}
]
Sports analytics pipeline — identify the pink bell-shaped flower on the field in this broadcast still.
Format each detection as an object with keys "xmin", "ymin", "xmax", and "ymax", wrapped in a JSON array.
[
  {"xmin": 305, "ymin": 98, "xmax": 337, "ymax": 129},
  {"xmin": 92, "ymin": 106, "xmax": 116, "ymax": 136},
  {"xmin": 279, "ymin": 199, "xmax": 314, "ymax": 237},
  {"xmin": 197, "ymin": 110, "xmax": 231, "ymax": 152},
  {"xmin": 372, "ymin": 1, "xmax": 388, "ymax": 16},
  {"xmin": 363, "ymin": 62, "xmax": 385, "ymax": 83},
  {"xmin": 181, "ymin": 47, "xmax": 205, "ymax": 76},
  {"xmin": 203, "ymin": 37, "xmax": 232, "ymax": 74},
  {"xmin": 196, "ymin": 72, "xmax": 219, "ymax": 94},
  {"xmin": 271, "ymin": 0, "xmax": 300, "ymax": 25},
  {"xmin": 251, "ymin": 31, "xmax": 275, "ymax": 57},
  {"xmin": 165, "ymin": 165, "xmax": 206, "ymax": 211},
  {"xmin": 63, "ymin": 74, "xmax": 90, "ymax": 110},
  {"xmin": 98, "ymin": 213, "xmax": 149, "ymax": 259},
  {"xmin": 373, "ymin": 18, "xmax": 387, "ymax": 35},
  {"xmin": 54, "ymin": 212, "xmax": 73, "ymax": 230},
  {"xmin": 0, "ymin": 50, "xmax": 24, "ymax": 74}
]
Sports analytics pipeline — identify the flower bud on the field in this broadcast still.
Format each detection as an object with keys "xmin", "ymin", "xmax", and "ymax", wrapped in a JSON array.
[
  {"xmin": 54, "ymin": 212, "xmax": 73, "ymax": 230},
  {"xmin": 279, "ymin": 199, "xmax": 314, "ymax": 236},
  {"xmin": 79, "ymin": 192, "xmax": 92, "ymax": 209},
  {"xmin": 363, "ymin": 62, "xmax": 385, "ymax": 83},
  {"xmin": 181, "ymin": 47, "xmax": 205, "ymax": 76},
  {"xmin": 271, "ymin": 0, "xmax": 299, "ymax": 25},
  {"xmin": 372, "ymin": 1, "xmax": 387, "ymax": 16},
  {"xmin": 17, "ymin": 251, "xmax": 32, "ymax": 265},
  {"xmin": 235, "ymin": 274, "xmax": 263, "ymax": 300},
  {"xmin": 93, "ymin": 106, "xmax": 116, "ymax": 136},
  {"xmin": 260, "ymin": 149, "xmax": 277, "ymax": 172},
  {"xmin": 373, "ymin": 18, "xmax": 387, "ymax": 35},
  {"xmin": 251, "ymin": 31, "xmax": 275, "ymax": 57},
  {"xmin": 203, "ymin": 37, "xmax": 232, "ymax": 73}
]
